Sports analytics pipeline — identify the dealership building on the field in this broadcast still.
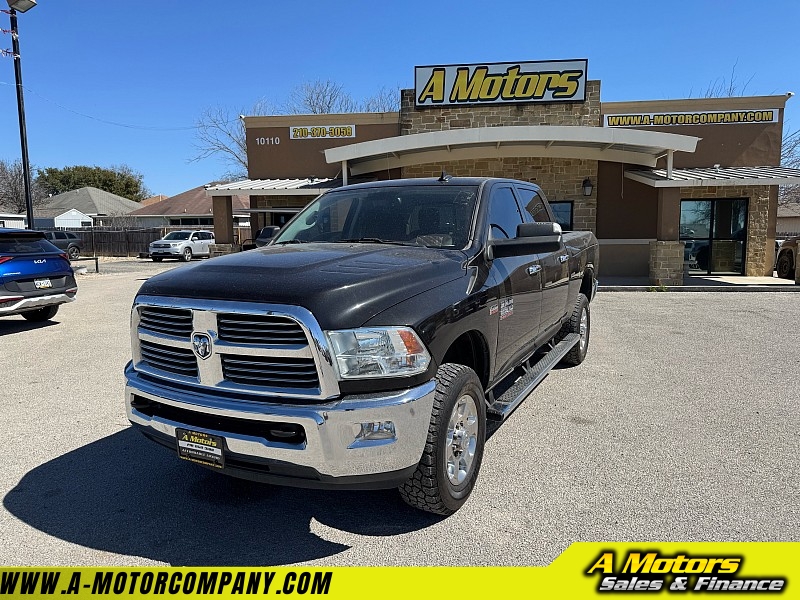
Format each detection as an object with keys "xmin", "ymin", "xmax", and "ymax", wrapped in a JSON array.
[{"xmin": 207, "ymin": 59, "xmax": 800, "ymax": 284}]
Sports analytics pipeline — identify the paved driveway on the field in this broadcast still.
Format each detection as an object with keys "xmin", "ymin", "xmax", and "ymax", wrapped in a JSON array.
[{"xmin": 1, "ymin": 267, "xmax": 797, "ymax": 566}]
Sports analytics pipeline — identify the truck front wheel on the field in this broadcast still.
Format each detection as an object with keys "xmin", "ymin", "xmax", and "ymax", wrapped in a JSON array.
[{"xmin": 399, "ymin": 364, "xmax": 486, "ymax": 515}]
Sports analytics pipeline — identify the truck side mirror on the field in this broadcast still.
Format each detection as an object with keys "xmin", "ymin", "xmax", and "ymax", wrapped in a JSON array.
[
  {"xmin": 486, "ymin": 222, "xmax": 563, "ymax": 260},
  {"xmin": 516, "ymin": 222, "xmax": 562, "ymax": 238}
]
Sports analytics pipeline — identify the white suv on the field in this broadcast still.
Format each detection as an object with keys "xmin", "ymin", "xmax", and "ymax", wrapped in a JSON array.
[{"xmin": 149, "ymin": 230, "xmax": 215, "ymax": 262}]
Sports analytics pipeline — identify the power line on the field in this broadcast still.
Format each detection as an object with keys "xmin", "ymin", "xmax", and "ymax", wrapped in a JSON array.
[{"xmin": 0, "ymin": 81, "xmax": 237, "ymax": 131}]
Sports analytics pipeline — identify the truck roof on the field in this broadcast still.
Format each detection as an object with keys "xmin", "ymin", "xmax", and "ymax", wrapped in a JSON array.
[{"xmin": 331, "ymin": 176, "xmax": 529, "ymax": 192}]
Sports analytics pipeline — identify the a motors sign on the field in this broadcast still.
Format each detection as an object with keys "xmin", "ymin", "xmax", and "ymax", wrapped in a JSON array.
[{"xmin": 415, "ymin": 59, "xmax": 587, "ymax": 107}]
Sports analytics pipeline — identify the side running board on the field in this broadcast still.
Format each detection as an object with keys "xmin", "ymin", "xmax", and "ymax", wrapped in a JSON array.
[{"xmin": 486, "ymin": 333, "xmax": 580, "ymax": 421}]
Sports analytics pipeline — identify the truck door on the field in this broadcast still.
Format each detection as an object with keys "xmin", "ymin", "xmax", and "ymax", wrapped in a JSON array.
[
  {"xmin": 515, "ymin": 186, "xmax": 570, "ymax": 335},
  {"xmin": 486, "ymin": 184, "xmax": 542, "ymax": 378}
]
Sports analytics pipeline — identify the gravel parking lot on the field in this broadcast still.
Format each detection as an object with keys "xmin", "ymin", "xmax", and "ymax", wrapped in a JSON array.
[{"xmin": 1, "ymin": 263, "xmax": 798, "ymax": 566}]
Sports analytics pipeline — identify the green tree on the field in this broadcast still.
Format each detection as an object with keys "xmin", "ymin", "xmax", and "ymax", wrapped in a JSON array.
[{"xmin": 36, "ymin": 164, "xmax": 151, "ymax": 201}]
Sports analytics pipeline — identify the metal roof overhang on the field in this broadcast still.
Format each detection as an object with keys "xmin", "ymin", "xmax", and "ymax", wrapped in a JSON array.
[
  {"xmin": 324, "ymin": 126, "xmax": 700, "ymax": 176},
  {"xmin": 625, "ymin": 166, "xmax": 800, "ymax": 188},
  {"xmin": 205, "ymin": 178, "xmax": 335, "ymax": 196}
]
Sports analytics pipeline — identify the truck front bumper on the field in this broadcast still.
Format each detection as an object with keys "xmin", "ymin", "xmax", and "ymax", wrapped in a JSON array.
[{"xmin": 125, "ymin": 364, "xmax": 435, "ymax": 489}]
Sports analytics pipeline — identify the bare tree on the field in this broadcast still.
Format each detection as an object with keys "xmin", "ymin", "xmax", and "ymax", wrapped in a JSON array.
[
  {"xmin": 692, "ymin": 65, "xmax": 799, "ymax": 206},
  {"xmin": 362, "ymin": 85, "xmax": 401, "ymax": 112},
  {"xmin": 285, "ymin": 79, "xmax": 359, "ymax": 114},
  {"xmin": 0, "ymin": 158, "xmax": 48, "ymax": 213},
  {"xmin": 779, "ymin": 128, "xmax": 800, "ymax": 206},
  {"xmin": 191, "ymin": 98, "xmax": 274, "ymax": 180},
  {"xmin": 698, "ymin": 61, "xmax": 754, "ymax": 99},
  {"xmin": 193, "ymin": 82, "xmax": 401, "ymax": 175}
]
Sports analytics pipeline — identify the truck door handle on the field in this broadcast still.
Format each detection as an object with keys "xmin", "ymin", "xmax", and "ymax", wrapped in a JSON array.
[
  {"xmin": 527, "ymin": 265, "xmax": 541, "ymax": 275},
  {"xmin": 558, "ymin": 254, "xmax": 569, "ymax": 263}
]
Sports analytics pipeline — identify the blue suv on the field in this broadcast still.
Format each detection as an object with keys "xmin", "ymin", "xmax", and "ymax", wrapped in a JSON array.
[{"xmin": 0, "ymin": 228, "xmax": 77, "ymax": 322}]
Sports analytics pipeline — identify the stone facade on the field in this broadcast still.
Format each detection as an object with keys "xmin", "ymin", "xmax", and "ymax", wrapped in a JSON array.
[
  {"xmin": 398, "ymin": 81, "xmax": 601, "ymax": 232},
  {"xmin": 399, "ymin": 81, "xmax": 601, "ymax": 133},
  {"xmin": 402, "ymin": 158, "xmax": 597, "ymax": 232},
  {"xmin": 679, "ymin": 185, "xmax": 773, "ymax": 276},
  {"xmin": 649, "ymin": 241, "xmax": 684, "ymax": 286}
]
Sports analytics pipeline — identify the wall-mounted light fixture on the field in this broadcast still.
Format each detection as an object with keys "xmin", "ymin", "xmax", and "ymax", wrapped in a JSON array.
[{"xmin": 582, "ymin": 177, "xmax": 593, "ymax": 197}]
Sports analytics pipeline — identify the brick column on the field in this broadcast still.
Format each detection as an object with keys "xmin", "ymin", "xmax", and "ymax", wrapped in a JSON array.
[
  {"xmin": 212, "ymin": 195, "xmax": 235, "ymax": 245},
  {"xmin": 649, "ymin": 241, "xmax": 684, "ymax": 286}
]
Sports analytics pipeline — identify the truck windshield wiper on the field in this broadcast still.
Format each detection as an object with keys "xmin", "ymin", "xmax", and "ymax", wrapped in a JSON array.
[
  {"xmin": 338, "ymin": 238, "xmax": 420, "ymax": 246},
  {"xmin": 273, "ymin": 239, "xmax": 309, "ymax": 245}
]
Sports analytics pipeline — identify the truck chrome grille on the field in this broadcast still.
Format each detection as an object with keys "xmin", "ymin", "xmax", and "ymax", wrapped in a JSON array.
[
  {"xmin": 221, "ymin": 355, "xmax": 319, "ymax": 388},
  {"xmin": 132, "ymin": 298, "xmax": 338, "ymax": 400},
  {"xmin": 140, "ymin": 340, "xmax": 198, "ymax": 377},
  {"xmin": 217, "ymin": 313, "xmax": 308, "ymax": 345},
  {"xmin": 139, "ymin": 307, "xmax": 193, "ymax": 338}
]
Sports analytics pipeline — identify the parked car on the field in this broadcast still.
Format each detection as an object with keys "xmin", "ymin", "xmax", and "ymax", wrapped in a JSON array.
[
  {"xmin": 0, "ymin": 228, "xmax": 77, "ymax": 321},
  {"xmin": 776, "ymin": 236, "xmax": 798, "ymax": 279},
  {"xmin": 254, "ymin": 226, "xmax": 281, "ymax": 247},
  {"xmin": 149, "ymin": 230, "xmax": 214, "ymax": 262},
  {"xmin": 43, "ymin": 231, "xmax": 84, "ymax": 260}
]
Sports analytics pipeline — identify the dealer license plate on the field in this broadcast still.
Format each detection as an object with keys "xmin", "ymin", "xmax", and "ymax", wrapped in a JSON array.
[
  {"xmin": 34, "ymin": 278, "xmax": 52, "ymax": 289},
  {"xmin": 176, "ymin": 429, "xmax": 225, "ymax": 469}
]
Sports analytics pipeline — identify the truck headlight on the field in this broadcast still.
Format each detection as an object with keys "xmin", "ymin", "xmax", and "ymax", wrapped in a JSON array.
[{"xmin": 326, "ymin": 327, "xmax": 431, "ymax": 379}]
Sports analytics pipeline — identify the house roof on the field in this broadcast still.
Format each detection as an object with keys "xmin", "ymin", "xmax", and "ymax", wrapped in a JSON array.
[
  {"xmin": 44, "ymin": 187, "xmax": 142, "ymax": 215},
  {"xmin": 141, "ymin": 194, "xmax": 169, "ymax": 206},
  {"xmin": 625, "ymin": 166, "xmax": 800, "ymax": 188},
  {"xmin": 33, "ymin": 207, "xmax": 92, "ymax": 219},
  {"xmin": 778, "ymin": 203, "xmax": 800, "ymax": 218},
  {"xmin": 129, "ymin": 184, "xmax": 250, "ymax": 217}
]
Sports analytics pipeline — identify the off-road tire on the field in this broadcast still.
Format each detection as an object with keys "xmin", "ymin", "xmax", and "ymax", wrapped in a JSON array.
[
  {"xmin": 181, "ymin": 248, "xmax": 193, "ymax": 262},
  {"xmin": 559, "ymin": 293, "xmax": 590, "ymax": 366},
  {"xmin": 398, "ymin": 363, "xmax": 486, "ymax": 515},
  {"xmin": 776, "ymin": 252, "xmax": 794, "ymax": 280},
  {"xmin": 22, "ymin": 305, "xmax": 59, "ymax": 322}
]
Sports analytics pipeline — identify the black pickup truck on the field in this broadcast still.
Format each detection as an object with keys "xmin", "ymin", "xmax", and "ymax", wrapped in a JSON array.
[{"xmin": 125, "ymin": 177, "xmax": 599, "ymax": 515}]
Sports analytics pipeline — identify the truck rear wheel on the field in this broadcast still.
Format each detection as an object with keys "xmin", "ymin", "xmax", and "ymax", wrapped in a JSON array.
[
  {"xmin": 398, "ymin": 363, "xmax": 486, "ymax": 515},
  {"xmin": 559, "ymin": 293, "xmax": 590, "ymax": 366}
]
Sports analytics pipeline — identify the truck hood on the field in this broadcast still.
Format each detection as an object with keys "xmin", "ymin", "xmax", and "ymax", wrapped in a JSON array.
[{"xmin": 138, "ymin": 243, "xmax": 468, "ymax": 330}]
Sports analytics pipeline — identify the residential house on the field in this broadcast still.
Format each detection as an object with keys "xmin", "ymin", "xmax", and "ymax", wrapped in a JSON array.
[{"xmin": 127, "ymin": 184, "xmax": 250, "ymax": 228}]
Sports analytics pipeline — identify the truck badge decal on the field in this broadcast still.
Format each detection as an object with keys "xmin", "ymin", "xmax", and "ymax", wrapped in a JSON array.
[
  {"xmin": 500, "ymin": 298, "xmax": 514, "ymax": 320},
  {"xmin": 192, "ymin": 333, "xmax": 212, "ymax": 360},
  {"xmin": 489, "ymin": 304, "xmax": 499, "ymax": 316}
]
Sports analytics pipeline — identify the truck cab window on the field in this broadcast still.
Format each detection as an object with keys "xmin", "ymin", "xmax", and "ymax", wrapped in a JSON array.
[
  {"xmin": 487, "ymin": 186, "xmax": 524, "ymax": 239},
  {"xmin": 516, "ymin": 188, "xmax": 551, "ymax": 223}
]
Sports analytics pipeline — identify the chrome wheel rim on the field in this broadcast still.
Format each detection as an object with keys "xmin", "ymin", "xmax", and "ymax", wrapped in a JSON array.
[
  {"xmin": 445, "ymin": 394, "xmax": 479, "ymax": 485},
  {"xmin": 579, "ymin": 307, "xmax": 588, "ymax": 352}
]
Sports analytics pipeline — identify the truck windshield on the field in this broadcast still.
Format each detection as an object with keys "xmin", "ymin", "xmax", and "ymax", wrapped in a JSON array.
[{"xmin": 272, "ymin": 185, "xmax": 479, "ymax": 248}]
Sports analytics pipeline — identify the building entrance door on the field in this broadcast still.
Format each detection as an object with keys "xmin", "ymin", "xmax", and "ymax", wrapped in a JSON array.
[{"xmin": 680, "ymin": 198, "xmax": 748, "ymax": 275}]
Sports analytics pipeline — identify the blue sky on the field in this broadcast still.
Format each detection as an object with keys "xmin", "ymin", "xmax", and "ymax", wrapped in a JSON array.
[{"xmin": 1, "ymin": 0, "xmax": 798, "ymax": 197}]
